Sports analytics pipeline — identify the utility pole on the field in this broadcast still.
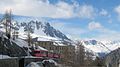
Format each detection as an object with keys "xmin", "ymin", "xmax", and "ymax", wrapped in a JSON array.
[
  {"xmin": 9, "ymin": 10, "xmax": 12, "ymax": 39},
  {"xmin": 5, "ymin": 11, "xmax": 8, "ymax": 36},
  {"xmin": 4, "ymin": 10, "xmax": 12, "ymax": 39}
]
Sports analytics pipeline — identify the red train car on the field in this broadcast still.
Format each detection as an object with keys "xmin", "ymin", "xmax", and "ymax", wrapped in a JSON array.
[
  {"xmin": 48, "ymin": 52, "xmax": 54, "ymax": 58},
  {"xmin": 53, "ymin": 53, "xmax": 60, "ymax": 58},
  {"xmin": 32, "ymin": 50, "xmax": 60, "ymax": 58},
  {"xmin": 33, "ymin": 50, "xmax": 48, "ymax": 57}
]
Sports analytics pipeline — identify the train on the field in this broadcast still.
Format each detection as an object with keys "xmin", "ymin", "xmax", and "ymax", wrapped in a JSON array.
[{"xmin": 32, "ymin": 50, "xmax": 60, "ymax": 59}]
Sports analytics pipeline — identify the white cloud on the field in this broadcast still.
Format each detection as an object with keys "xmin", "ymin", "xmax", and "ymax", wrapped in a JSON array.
[
  {"xmin": 114, "ymin": 5, "xmax": 120, "ymax": 20},
  {"xmin": 0, "ymin": 0, "xmax": 74, "ymax": 18},
  {"xmin": 99, "ymin": 9, "xmax": 108, "ymax": 16},
  {"xmin": 51, "ymin": 1, "xmax": 74, "ymax": 18},
  {"xmin": 86, "ymin": 25, "xmax": 120, "ymax": 41},
  {"xmin": 0, "ymin": 0, "xmax": 96, "ymax": 19},
  {"xmin": 88, "ymin": 21, "xmax": 102, "ymax": 30},
  {"xmin": 77, "ymin": 5, "xmax": 96, "ymax": 19},
  {"xmin": 93, "ymin": 31, "xmax": 120, "ymax": 42},
  {"xmin": 87, "ymin": 21, "xmax": 120, "ymax": 41}
]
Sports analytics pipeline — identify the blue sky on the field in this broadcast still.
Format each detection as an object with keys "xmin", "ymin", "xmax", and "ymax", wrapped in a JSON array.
[{"xmin": 0, "ymin": 0, "xmax": 120, "ymax": 41}]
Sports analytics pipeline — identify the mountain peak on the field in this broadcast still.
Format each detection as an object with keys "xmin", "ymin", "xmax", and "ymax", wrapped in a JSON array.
[{"xmin": 0, "ymin": 14, "xmax": 72, "ymax": 45}]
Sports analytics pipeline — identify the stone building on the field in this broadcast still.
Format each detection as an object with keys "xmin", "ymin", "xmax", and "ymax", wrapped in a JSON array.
[
  {"xmin": 35, "ymin": 41, "xmax": 54, "ymax": 52},
  {"xmin": 34, "ymin": 39, "xmax": 75, "ymax": 59},
  {"xmin": 32, "ymin": 37, "xmax": 76, "ymax": 66}
]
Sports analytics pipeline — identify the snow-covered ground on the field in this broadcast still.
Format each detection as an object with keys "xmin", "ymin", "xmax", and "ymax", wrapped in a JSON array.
[
  {"xmin": 26, "ymin": 62, "xmax": 40, "ymax": 67},
  {"xmin": 26, "ymin": 59, "xmax": 58, "ymax": 67},
  {"xmin": 42, "ymin": 59, "xmax": 58, "ymax": 66}
]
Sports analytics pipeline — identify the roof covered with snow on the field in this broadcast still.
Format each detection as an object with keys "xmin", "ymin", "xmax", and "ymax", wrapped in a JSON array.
[
  {"xmin": 13, "ymin": 38, "xmax": 29, "ymax": 48},
  {"xmin": 35, "ymin": 46, "xmax": 48, "ymax": 51}
]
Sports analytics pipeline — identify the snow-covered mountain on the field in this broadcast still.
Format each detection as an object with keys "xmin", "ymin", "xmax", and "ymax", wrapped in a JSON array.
[
  {"xmin": 0, "ymin": 14, "xmax": 120, "ymax": 57},
  {"xmin": 81, "ymin": 40, "xmax": 120, "ymax": 57},
  {"xmin": 19, "ymin": 20, "xmax": 70, "ymax": 41},
  {"xmin": 81, "ymin": 40, "xmax": 108, "ymax": 53},
  {"xmin": 0, "ymin": 14, "xmax": 72, "ymax": 45}
]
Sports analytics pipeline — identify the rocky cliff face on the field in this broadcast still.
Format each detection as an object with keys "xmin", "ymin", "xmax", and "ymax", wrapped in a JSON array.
[
  {"xmin": 105, "ymin": 48, "xmax": 120, "ymax": 67},
  {"xmin": 19, "ymin": 20, "xmax": 71, "ymax": 41}
]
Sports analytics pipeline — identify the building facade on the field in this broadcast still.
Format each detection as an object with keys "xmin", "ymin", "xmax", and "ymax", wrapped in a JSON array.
[{"xmin": 35, "ymin": 41, "xmax": 75, "ymax": 58}]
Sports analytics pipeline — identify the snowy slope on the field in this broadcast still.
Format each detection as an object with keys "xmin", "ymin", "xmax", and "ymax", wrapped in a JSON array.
[
  {"xmin": 26, "ymin": 62, "xmax": 40, "ymax": 67},
  {"xmin": 13, "ymin": 15, "xmax": 73, "ymax": 46},
  {"xmin": 81, "ymin": 40, "xmax": 120, "ymax": 54},
  {"xmin": 0, "ymin": 14, "xmax": 73, "ymax": 47},
  {"xmin": 12, "ymin": 15, "xmax": 71, "ymax": 41},
  {"xmin": 0, "ymin": 14, "xmax": 71, "ymax": 42}
]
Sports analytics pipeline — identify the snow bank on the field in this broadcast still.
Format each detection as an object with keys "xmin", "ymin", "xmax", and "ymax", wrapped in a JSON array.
[
  {"xmin": 26, "ymin": 62, "xmax": 40, "ymax": 67},
  {"xmin": 42, "ymin": 59, "xmax": 58, "ymax": 66},
  {"xmin": 48, "ymin": 59, "xmax": 58, "ymax": 66},
  {"xmin": 0, "ymin": 55, "xmax": 11, "ymax": 59}
]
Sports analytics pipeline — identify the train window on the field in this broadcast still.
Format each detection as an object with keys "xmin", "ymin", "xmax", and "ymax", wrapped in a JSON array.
[
  {"xmin": 40, "ymin": 51, "xmax": 47, "ymax": 54},
  {"xmin": 34, "ymin": 51, "xmax": 40, "ymax": 53}
]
